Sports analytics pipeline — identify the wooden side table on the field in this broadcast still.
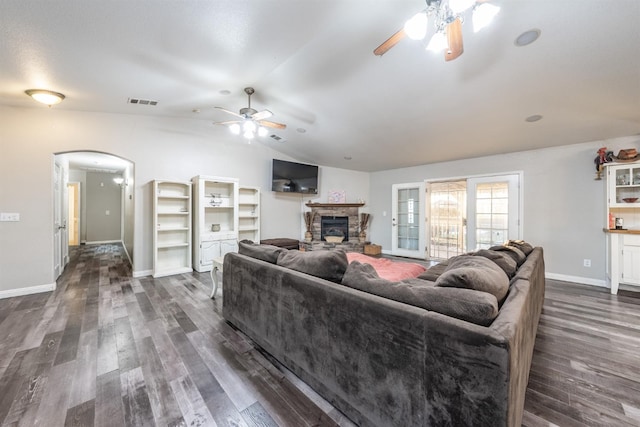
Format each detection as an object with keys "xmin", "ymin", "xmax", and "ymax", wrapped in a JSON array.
[{"xmin": 210, "ymin": 256, "xmax": 224, "ymax": 299}]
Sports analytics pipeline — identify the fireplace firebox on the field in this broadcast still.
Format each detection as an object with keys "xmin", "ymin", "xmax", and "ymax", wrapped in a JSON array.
[{"xmin": 321, "ymin": 216, "xmax": 349, "ymax": 242}]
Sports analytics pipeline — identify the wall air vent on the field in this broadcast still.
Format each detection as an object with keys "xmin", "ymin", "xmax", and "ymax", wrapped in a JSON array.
[
  {"xmin": 269, "ymin": 134, "xmax": 286, "ymax": 143},
  {"xmin": 127, "ymin": 98, "xmax": 158, "ymax": 106}
]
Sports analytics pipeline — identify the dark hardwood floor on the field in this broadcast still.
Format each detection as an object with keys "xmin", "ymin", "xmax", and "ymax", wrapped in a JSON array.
[{"xmin": 0, "ymin": 244, "xmax": 639, "ymax": 426}]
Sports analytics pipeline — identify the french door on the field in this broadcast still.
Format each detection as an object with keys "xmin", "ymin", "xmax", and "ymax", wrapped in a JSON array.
[
  {"xmin": 392, "ymin": 182, "xmax": 426, "ymax": 258},
  {"xmin": 466, "ymin": 174, "xmax": 520, "ymax": 250},
  {"xmin": 426, "ymin": 173, "xmax": 521, "ymax": 259}
]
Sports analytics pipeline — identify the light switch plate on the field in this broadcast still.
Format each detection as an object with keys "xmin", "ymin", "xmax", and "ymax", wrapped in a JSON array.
[{"xmin": 0, "ymin": 213, "xmax": 20, "ymax": 221}]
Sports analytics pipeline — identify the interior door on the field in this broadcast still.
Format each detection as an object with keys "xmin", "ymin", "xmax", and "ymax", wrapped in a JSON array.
[
  {"xmin": 53, "ymin": 162, "xmax": 65, "ymax": 279},
  {"xmin": 467, "ymin": 174, "xmax": 520, "ymax": 251},
  {"xmin": 68, "ymin": 182, "xmax": 80, "ymax": 245},
  {"xmin": 392, "ymin": 182, "xmax": 426, "ymax": 258}
]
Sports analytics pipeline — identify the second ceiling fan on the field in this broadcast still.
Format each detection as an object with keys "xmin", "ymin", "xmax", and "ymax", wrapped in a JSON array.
[{"xmin": 373, "ymin": 0, "xmax": 500, "ymax": 61}]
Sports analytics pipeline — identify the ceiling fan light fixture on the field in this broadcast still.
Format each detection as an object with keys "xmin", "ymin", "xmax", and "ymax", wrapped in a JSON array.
[
  {"xmin": 404, "ymin": 12, "xmax": 428, "ymax": 40},
  {"xmin": 25, "ymin": 89, "xmax": 65, "ymax": 106},
  {"xmin": 243, "ymin": 120, "xmax": 257, "ymax": 133},
  {"xmin": 229, "ymin": 123, "xmax": 241, "ymax": 135},
  {"xmin": 449, "ymin": 0, "xmax": 476, "ymax": 15},
  {"xmin": 427, "ymin": 31, "xmax": 448, "ymax": 52},
  {"xmin": 472, "ymin": 3, "xmax": 500, "ymax": 32},
  {"xmin": 243, "ymin": 130, "xmax": 255, "ymax": 140}
]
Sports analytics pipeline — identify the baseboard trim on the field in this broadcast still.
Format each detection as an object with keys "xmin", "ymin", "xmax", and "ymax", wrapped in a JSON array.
[
  {"xmin": 0, "ymin": 282, "xmax": 56, "ymax": 299},
  {"xmin": 133, "ymin": 269, "xmax": 152, "ymax": 278},
  {"xmin": 121, "ymin": 241, "xmax": 132, "ymax": 265},
  {"xmin": 545, "ymin": 272, "xmax": 607, "ymax": 288},
  {"xmin": 85, "ymin": 239, "xmax": 121, "ymax": 245}
]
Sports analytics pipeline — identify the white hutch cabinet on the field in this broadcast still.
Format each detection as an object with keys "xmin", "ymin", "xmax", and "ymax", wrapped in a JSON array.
[
  {"xmin": 604, "ymin": 162, "xmax": 640, "ymax": 293},
  {"xmin": 192, "ymin": 176, "xmax": 239, "ymax": 272},
  {"xmin": 152, "ymin": 180, "xmax": 193, "ymax": 278},
  {"xmin": 238, "ymin": 186, "xmax": 261, "ymax": 242}
]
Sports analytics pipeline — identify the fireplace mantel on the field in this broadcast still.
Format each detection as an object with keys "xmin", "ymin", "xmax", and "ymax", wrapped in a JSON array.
[{"xmin": 305, "ymin": 202, "xmax": 365, "ymax": 208}]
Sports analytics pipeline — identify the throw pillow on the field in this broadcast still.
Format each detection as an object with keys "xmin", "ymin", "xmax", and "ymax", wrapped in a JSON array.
[
  {"xmin": 505, "ymin": 240, "xmax": 534, "ymax": 256},
  {"xmin": 342, "ymin": 261, "xmax": 499, "ymax": 326},
  {"xmin": 277, "ymin": 250, "xmax": 349, "ymax": 283},
  {"xmin": 471, "ymin": 249, "xmax": 517, "ymax": 278},
  {"xmin": 435, "ymin": 255, "xmax": 509, "ymax": 302},
  {"xmin": 238, "ymin": 240, "xmax": 285, "ymax": 264}
]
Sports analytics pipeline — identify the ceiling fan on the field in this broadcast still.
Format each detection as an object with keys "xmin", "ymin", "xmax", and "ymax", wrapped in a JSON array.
[
  {"xmin": 214, "ymin": 87, "xmax": 286, "ymax": 139},
  {"xmin": 373, "ymin": 0, "xmax": 499, "ymax": 61}
]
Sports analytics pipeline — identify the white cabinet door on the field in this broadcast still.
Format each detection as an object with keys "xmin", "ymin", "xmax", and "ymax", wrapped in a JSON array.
[
  {"xmin": 220, "ymin": 239, "xmax": 239, "ymax": 258},
  {"xmin": 622, "ymin": 244, "xmax": 640, "ymax": 285},
  {"xmin": 200, "ymin": 240, "xmax": 221, "ymax": 268}
]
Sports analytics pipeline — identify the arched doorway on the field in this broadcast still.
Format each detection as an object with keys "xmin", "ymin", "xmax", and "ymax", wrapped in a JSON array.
[{"xmin": 53, "ymin": 151, "xmax": 135, "ymax": 279}]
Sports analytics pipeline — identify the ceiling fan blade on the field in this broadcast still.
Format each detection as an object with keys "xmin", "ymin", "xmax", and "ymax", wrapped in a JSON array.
[
  {"xmin": 445, "ymin": 18, "xmax": 464, "ymax": 61},
  {"xmin": 251, "ymin": 109, "xmax": 273, "ymax": 121},
  {"xmin": 373, "ymin": 29, "xmax": 406, "ymax": 56},
  {"xmin": 258, "ymin": 120, "xmax": 286, "ymax": 130},
  {"xmin": 214, "ymin": 106, "xmax": 243, "ymax": 118},
  {"xmin": 213, "ymin": 120, "xmax": 241, "ymax": 125}
]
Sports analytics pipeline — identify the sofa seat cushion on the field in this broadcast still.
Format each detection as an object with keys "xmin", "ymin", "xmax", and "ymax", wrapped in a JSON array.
[
  {"xmin": 277, "ymin": 249, "xmax": 348, "ymax": 283},
  {"xmin": 239, "ymin": 240, "xmax": 285, "ymax": 264},
  {"xmin": 417, "ymin": 261, "xmax": 449, "ymax": 281},
  {"xmin": 435, "ymin": 255, "xmax": 510, "ymax": 302},
  {"xmin": 342, "ymin": 261, "xmax": 499, "ymax": 326}
]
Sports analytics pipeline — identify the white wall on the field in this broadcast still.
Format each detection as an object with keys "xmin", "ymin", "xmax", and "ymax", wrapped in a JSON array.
[
  {"xmin": 368, "ymin": 135, "xmax": 640, "ymax": 286},
  {"xmin": 0, "ymin": 105, "xmax": 369, "ymax": 294}
]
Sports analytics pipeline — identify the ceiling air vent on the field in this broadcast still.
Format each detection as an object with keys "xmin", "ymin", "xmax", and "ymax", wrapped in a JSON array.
[
  {"xmin": 269, "ymin": 134, "xmax": 286, "ymax": 143},
  {"xmin": 127, "ymin": 98, "xmax": 158, "ymax": 106}
]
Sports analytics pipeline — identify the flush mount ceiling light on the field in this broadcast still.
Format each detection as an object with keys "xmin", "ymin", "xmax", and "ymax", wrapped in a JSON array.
[
  {"xmin": 374, "ymin": 0, "xmax": 500, "ymax": 61},
  {"xmin": 25, "ymin": 89, "xmax": 65, "ymax": 106},
  {"xmin": 525, "ymin": 114, "xmax": 543, "ymax": 122}
]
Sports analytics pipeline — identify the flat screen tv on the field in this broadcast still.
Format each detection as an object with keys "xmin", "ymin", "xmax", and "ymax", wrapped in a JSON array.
[{"xmin": 271, "ymin": 159, "xmax": 319, "ymax": 194}]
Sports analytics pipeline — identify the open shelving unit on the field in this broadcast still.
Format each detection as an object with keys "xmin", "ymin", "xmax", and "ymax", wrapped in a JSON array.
[
  {"xmin": 153, "ymin": 180, "xmax": 193, "ymax": 278},
  {"xmin": 238, "ymin": 186, "xmax": 261, "ymax": 242}
]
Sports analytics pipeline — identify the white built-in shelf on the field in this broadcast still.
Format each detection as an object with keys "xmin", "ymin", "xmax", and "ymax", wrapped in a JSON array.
[{"xmin": 153, "ymin": 180, "xmax": 193, "ymax": 278}]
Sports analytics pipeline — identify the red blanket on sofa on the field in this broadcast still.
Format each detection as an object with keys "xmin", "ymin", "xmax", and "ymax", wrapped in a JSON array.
[{"xmin": 346, "ymin": 252, "xmax": 427, "ymax": 281}]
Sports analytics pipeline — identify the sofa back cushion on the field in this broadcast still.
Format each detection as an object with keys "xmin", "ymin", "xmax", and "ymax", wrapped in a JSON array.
[
  {"xmin": 471, "ymin": 249, "xmax": 517, "ymax": 278},
  {"xmin": 277, "ymin": 249, "xmax": 349, "ymax": 283},
  {"xmin": 342, "ymin": 261, "xmax": 499, "ymax": 326},
  {"xmin": 489, "ymin": 245, "xmax": 527, "ymax": 267},
  {"xmin": 238, "ymin": 240, "xmax": 285, "ymax": 264},
  {"xmin": 435, "ymin": 255, "xmax": 510, "ymax": 302}
]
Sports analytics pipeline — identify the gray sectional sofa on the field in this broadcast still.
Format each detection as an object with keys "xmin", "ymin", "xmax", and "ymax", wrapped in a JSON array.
[{"xmin": 222, "ymin": 241, "xmax": 545, "ymax": 427}]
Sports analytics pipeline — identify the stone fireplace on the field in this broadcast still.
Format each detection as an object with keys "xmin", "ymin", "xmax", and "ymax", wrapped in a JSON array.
[
  {"xmin": 300, "ymin": 202, "xmax": 365, "ymax": 252},
  {"xmin": 321, "ymin": 216, "xmax": 349, "ymax": 242}
]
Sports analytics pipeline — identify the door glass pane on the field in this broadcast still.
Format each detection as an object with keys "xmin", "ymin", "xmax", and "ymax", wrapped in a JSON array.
[
  {"xmin": 428, "ymin": 180, "xmax": 467, "ymax": 259},
  {"xmin": 397, "ymin": 188, "xmax": 420, "ymax": 251},
  {"xmin": 475, "ymin": 182, "xmax": 508, "ymax": 249}
]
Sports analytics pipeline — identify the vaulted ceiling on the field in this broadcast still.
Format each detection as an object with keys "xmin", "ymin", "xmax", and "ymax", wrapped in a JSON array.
[{"xmin": 1, "ymin": 0, "xmax": 639, "ymax": 172}]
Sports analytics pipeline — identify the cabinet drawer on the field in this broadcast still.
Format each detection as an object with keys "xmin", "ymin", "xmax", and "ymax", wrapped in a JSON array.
[{"xmin": 623, "ymin": 234, "xmax": 640, "ymax": 246}]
